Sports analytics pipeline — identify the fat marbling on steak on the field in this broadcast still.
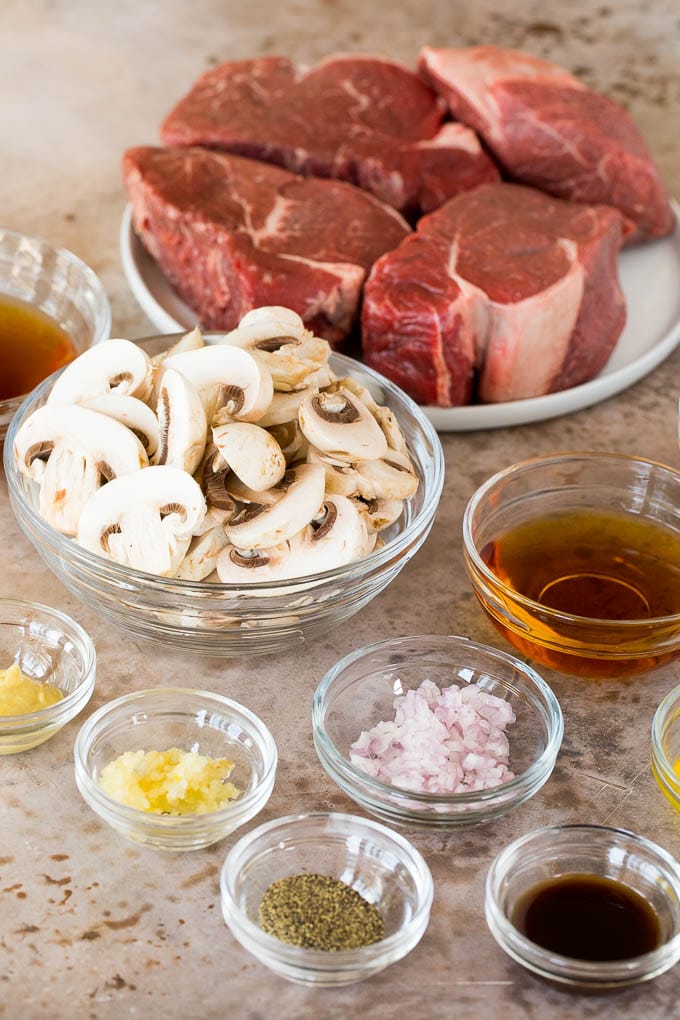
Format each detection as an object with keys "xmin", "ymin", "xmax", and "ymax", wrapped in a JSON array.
[
  {"xmin": 361, "ymin": 182, "xmax": 626, "ymax": 406},
  {"xmin": 123, "ymin": 145, "xmax": 410, "ymax": 343},
  {"xmin": 419, "ymin": 46, "xmax": 674, "ymax": 242},
  {"xmin": 160, "ymin": 55, "xmax": 499, "ymax": 216}
]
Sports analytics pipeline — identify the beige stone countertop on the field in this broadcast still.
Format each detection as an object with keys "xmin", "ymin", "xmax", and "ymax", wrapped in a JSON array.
[{"xmin": 3, "ymin": 1, "xmax": 680, "ymax": 1017}]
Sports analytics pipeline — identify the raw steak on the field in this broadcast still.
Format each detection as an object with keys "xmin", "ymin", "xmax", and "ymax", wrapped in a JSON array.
[
  {"xmin": 122, "ymin": 145, "xmax": 410, "ymax": 344},
  {"xmin": 361, "ymin": 182, "xmax": 626, "ymax": 406},
  {"xmin": 160, "ymin": 55, "xmax": 499, "ymax": 216},
  {"xmin": 419, "ymin": 46, "xmax": 674, "ymax": 243}
]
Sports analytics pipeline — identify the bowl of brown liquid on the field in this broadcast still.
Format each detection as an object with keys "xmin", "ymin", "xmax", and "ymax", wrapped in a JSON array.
[
  {"xmin": 0, "ymin": 227, "xmax": 111, "ymax": 440},
  {"xmin": 485, "ymin": 823, "xmax": 680, "ymax": 989},
  {"xmin": 463, "ymin": 453, "xmax": 680, "ymax": 678}
]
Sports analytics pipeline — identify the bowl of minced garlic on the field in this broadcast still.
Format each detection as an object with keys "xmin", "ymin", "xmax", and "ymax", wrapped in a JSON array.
[
  {"xmin": 0, "ymin": 599, "xmax": 96, "ymax": 753},
  {"xmin": 74, "ymin": 688, "xmax": 277, "ymax": 851}
]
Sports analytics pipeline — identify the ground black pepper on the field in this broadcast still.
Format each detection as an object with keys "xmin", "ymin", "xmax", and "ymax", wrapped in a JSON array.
[{"xmin": 258, "ymin": 872, "xmax": 385, "ymax": 951}]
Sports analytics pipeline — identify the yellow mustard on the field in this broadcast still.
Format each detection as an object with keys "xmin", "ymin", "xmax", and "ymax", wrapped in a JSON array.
[
  {"xmin": 0, "ymin": 661, "xmax": 63, "ymax": 716},
  {"xmin": 98, "ymin": 747, "xmax": 240, "ymax": 815}
]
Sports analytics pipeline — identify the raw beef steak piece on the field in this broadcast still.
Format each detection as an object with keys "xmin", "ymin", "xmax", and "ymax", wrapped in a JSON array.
[
  {"xmin": 419, "ymin": 46, "xmax": 674, "ymax": 242},
  {"xmin": 362, "ymin": 182, "xmax": 626, "ymax": 406},
  {"xmin": 123, "ymin": 145, "xmax": 410, "ymax": 344},
  {"xmin": 160, "ymin": 55, "xmax": 499, "ymax": 216}
]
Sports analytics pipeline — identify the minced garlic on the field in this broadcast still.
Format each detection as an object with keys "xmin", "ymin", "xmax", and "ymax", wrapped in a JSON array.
[
  {"xmin": 0, "ymin": 661, "xmax": 63, "ymax": 716},
  {"xmin": 97, "ymin": 747, "xmax": 240, "ymax": 815}
]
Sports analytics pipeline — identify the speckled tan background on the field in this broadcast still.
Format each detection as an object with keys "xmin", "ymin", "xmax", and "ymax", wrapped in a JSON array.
[{"xmin": 2, "ymin": 1, "xmax": 680, "ymax": 1017}]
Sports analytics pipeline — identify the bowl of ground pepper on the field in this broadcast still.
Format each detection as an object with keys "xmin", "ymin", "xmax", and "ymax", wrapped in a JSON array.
[{"xmin": 219, "ymin": 811, "xmax": 434, "ymax": 986}]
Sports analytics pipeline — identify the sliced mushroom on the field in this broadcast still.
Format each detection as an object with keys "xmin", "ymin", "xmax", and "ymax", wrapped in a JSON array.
[
  {"xmin": 155, "ymin": 368, "xmax": 207, "ymax": 475},
  {"xmin": 13, "ymin": 404, "xmax": 148, "ymax": 535},
  {"xmin": 163, "ymin": 346, "xmax": 273, "ymax": 424},
  {"xmin": 176, "ymin": 525, "xmax": 229, "ymax": 581},
  {"xmin": 224, "ymin": 463, "xmax": 325, "ymax": 550},
  {"xmin": 48, "ymin": 339, "xmax": 153, "ymax": 404},
  {"xmin": 212, "ymin": 422, "xmax": 286, "ymax": 492},
  {"xmin": 329, "ymin": 376, "xmax": 409, "ymax": 455},
  {"xmin": 221, "ymin": 306, "xmax": 331, "ymax": 392},
  {"xmin": 216, "ymin": 541, "xmax": 297, "ymax": 584},
  {"xmin": 353, "ymin": 496, "xmax": 405, "ymax": 532},
  {"xmin": 298, "ymin": 388, "xmax": 388, "ymax": 461},
  {"xmin": 257, "ymin": 389, "xmax": 308, "ymax": 429},
  {"xmin": 192, "ymin": 504, "xmax": 232, "ymax": 537},
  {"xmin": 80, "ymin": 394, "xmax": 160, "ymax": 458},
  {"xmin": 306, "ymin": 446, "xmax": 417, "ymax": 501},
  {"xmin": 150, "ymin": 325, "xmax": 205, "ymax": 368},
  {"xmin": 197, "ymin": 444, "xmax": 236, "ymax": 516},
  {"xmin": 352, "ymin": 450, "xmax": 419, "ymax": 501},
  {"xmin": 77, "ymin": 465, "xmax": 206, "ymax": 577},
  {"xmin": 290, "ymin": 495, "xmax": 371, "ymax": 571},
  {"xmin": 306, "ymin": 446, "xmax": 361, "ymax": 498},
  {"xmin": 268, "ymin": 421, "xmax": 308, "ymax": 464}
]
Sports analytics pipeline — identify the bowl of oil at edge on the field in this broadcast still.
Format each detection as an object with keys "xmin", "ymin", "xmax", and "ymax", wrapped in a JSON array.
[{"xmin": 463, "ymin": 452, "xmax": 680, "ymax": 678}]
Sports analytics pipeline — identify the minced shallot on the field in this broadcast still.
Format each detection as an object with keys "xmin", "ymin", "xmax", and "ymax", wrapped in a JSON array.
[{"xmin": 349, "ymin": 679, "xmax": 516, "ymax": 794}]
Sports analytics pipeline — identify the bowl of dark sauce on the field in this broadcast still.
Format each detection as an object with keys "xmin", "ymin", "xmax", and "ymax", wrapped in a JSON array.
[
  {"xmin": 0, "ymin": 227, "xmax": 111, "ymax": 440},
  {"xmin": 485, "ymin": 823, "xmax": 680, "ymax": 990}
]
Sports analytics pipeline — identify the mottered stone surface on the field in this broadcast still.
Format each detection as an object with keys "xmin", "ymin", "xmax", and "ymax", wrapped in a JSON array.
[{"xmin": 1, "ymin": 1, "xmax": 680, "ymax": 1017}]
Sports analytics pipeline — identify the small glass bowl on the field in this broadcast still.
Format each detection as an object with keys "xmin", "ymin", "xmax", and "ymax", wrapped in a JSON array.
[
  {"xmin": 220, "ymin": 811, "xmax": 433, "ymax": 986},
  {"xmin": 0, "ymin": 598, "xmax": 96, "ymax": 754},
  {"xmin": 74, "ymin": 688, "xmax": 277, "ymax": 852},
  {"xmin": 485, "ymin": 823, "xmax": 680, "ymax": 989},
  {"xmin": 463, "ymin": 452, "xmax": 680, "ymax": 678},
  {"xmin": 651, "ymin": 684, "xmax": 680, "ymax": 812},
  {"xmin": 0, "ymin": 226, "xmax": 111, "ymax": 440},
  {"xmin": 5, "ymin": 341, "xmax": 443, "ymax": 655},
  {"xmin": 312, "ymin": 634, "xmax": 563, "ymax": 829}
]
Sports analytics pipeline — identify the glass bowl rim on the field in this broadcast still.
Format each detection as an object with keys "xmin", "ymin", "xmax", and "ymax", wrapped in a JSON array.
[
  {"xmin": 73, "ymin": 686, "xmax": 278, "ymax": 828},
  {"xmin": 312, "ymin": 633, "xmax": 564, "ymax": 807},
  {"xmin": 485, "ymin": 822, "xmax": 680, "ymax": 979},
  {"xmin": 219, "ymin": 809, "xmax": 434, "ymax": 964},
  {"xmin": 651, "ymin": 683, "xmax": 680, "ymax": 793},
  {"xmin": 4, "ymin": 345, "xmax": 444, "ymax": 596},
  {"xmin": 463, "ymin": 450, "xmax": 680, "ymax": 629},
  {"xmin": 0, "ymin": 597, "xmax": 96, "ymax": 730}
]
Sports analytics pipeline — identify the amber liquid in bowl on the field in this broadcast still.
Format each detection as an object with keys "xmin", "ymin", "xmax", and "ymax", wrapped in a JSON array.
[
  {"xmin": 480, "ymin": 509, "xmax": 680, "ymax": 677},
  {"xmin": 0, "ymin": 294, "xmax": 77, "ymax": 401}
]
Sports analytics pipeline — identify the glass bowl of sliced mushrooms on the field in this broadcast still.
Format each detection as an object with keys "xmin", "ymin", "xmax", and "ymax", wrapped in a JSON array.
[{"xmin": 4, "ymin": 306, "xmax": 444, "ymax": 655}]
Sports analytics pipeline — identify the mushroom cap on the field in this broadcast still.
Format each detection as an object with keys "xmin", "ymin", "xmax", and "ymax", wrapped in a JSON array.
[
  {"xmin": 77, "ymin": 465, "xmax": 207, "ymax": 577},
  {"xmin": 221, "ymin": 306, "xmax": 331, "ymax": 392},
  {"xmin": 224, "ymin": 462, "xmax": 325, "ymax": 550},
  {"xmin": 155, "ymin": 368, "xmax": 207, "ymax": 475},
  {"xmin": 176, "ymin": 525, "xmax": 229, "ymax": 581},
  {"xmin": 13, "ymin": 403, "xmax": 149, "ymax": 535},
  {"xmin": 352, "ymin": 449, "xmax": 419, "ymax": 501},
  {"xmin": 163, "ymin": 345, "xmax": 273, "ymax": 424},
  {"xmin": 257, "ymin": 389, "xmax": 308, "ymax": 429},
  {"xmin": 212, "ymin": 422, "xmax": 286, "ymax": 493},
  {"xmin": 47, "ymin": 338, "xmax": 153, "ymax": 404},
  {"xmin": 298, "ymin": 388, "xmax": 388, "ymax": 461},
  {"xmin": 290, "ymin": 495, "xmax": 371, "ymax": 571},
  {"xmin": 216, "ymin": 541, "xmax": 297, "ymax": 584},
  {"xmin": 81, "ymin": 394, "xmax": 160, "ymax": 458}
]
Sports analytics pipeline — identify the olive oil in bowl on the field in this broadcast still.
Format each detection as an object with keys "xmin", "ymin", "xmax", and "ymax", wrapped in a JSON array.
[{"xmin": 0, "ymin": 293, "xmax": 77, "ymax": 401}]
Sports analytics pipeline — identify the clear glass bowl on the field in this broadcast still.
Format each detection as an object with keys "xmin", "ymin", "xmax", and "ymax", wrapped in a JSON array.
[
  {"xmin": 651, "ymin": 684, "xmax": 680, "ymax": 812},
  {"xmin": 219, "ymin": 811, "xmax": 433, "ymax": 986},
  {"xmin": 74, "ymin": 687, "xmax": 277, "ymax": 852},
  {"xmin": 463, "ymin": 452, "xmax": 680, "ymax": 678},
  {"xmin": 485, "ymin": 823, "xmax": 680, "ymax": 989},
  {"xmin": 313, "ymin": 634, "xmax": 563, "ymax": 828},
  {"xmin": 0, "ymin": 226, "xmax": 111, "ymax": 440},
  {"xmin": 5, "ymin": 341, "xmax": 444, "ymax": 656},
  {"xmin": 0, "ymin": 598, "xmax": 96, "ymax": 753}
]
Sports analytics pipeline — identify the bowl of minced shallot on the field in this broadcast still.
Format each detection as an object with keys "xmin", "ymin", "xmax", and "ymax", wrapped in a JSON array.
[{"xmin": 312, "ymin": 634, "xmax": 564, "ymax": 829}]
